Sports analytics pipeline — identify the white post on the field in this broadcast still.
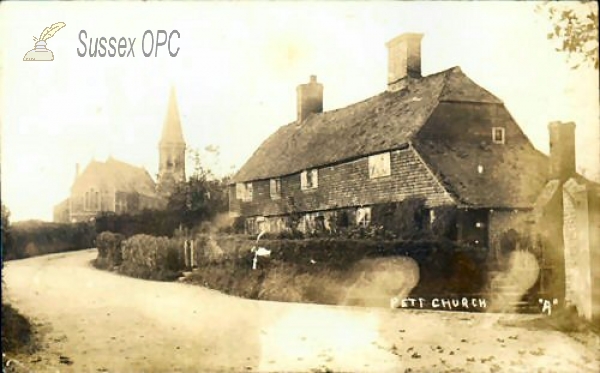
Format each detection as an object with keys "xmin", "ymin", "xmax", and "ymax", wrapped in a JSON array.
[{"xmin": 184, "ymin": 240, "xmax": 189, "ymax": 268}]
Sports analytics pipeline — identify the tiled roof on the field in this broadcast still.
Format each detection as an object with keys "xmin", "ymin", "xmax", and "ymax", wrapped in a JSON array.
[
  {"xmin": 232, "ymin": 67, "xmax": 501, "ymax": 183},
  {"xmin": 414, "ymin": 140, "xmax": 550, "ymax": 208},
  {"xmin": 75, "ymin": 157, "xmax": 158, "ymax": 197}
]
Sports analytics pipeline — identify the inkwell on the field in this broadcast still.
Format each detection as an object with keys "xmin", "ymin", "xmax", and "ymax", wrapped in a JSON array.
[{"xmin": 23, "ymin": 22, "xmax": 66, "ymax": 61}]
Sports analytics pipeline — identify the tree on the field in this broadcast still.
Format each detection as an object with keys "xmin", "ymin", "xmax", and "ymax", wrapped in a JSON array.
[
  {"xmin": 166, "ymin": 148, "xmax": 230, "ymax": 231},
  {"xmin": 537, "ymin": 1, "xmax": 599, "ymax": 69}
]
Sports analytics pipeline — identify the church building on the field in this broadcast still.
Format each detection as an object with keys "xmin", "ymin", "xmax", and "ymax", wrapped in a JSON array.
[{"xmin": 53, "ymin": 87, "xmax": 187, "ymax": 223}]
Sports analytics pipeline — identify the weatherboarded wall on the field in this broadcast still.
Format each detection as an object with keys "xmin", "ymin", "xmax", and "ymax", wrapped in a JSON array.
[{"xmin": 229, "ymin": 145, "xmax": 453, "ymax": 220}]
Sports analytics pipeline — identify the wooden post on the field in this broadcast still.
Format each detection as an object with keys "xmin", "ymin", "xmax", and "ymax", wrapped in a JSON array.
[
  {"xmin": 184, "ymin": 240, "xmax": 189, "ymax": 268},
  {"xmin": 190, "ymin": 239, "xmax": 195, "ymax": 268}
]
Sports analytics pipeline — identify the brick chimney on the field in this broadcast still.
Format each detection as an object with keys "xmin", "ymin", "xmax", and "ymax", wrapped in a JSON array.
[
  {"xmin": 548, "ymin": 121, "xmax": 576, "ymax": 181},
  {"xmin": 386, "ymin": 33, "xmax": 424, "ymax": 92},
  {"xmin": 297, "ymin": 75, "xmax": 323, "ymax": 122}
]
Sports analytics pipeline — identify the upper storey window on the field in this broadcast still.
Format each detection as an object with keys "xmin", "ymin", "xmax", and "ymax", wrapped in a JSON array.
[
  {"xmin": 492, "ymin": 127, "xmax": 505, "ymax": 144},
  {"xmin": 301, "ymin": 169, "xmax": 318, "ymax": 190},
  {"xmin": 270, "ymin": 178, "xmax": 282, "ymax": 199},
  {"xmin": 368, "ymin": 152, "xmax": 391, "ymax": 178},
  {"xmin": 236, "ymin": 182, "xmax": 253, "ymax": 202}
]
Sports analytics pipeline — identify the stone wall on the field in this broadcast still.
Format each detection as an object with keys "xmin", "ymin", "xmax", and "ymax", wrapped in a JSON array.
[
  {"xmin": 589, "ymin": 190, "xmax": 600, "ymax": 320},
  {"xmin": 562, "ymin": 179, "xmax": 599, "ymax": 320}
]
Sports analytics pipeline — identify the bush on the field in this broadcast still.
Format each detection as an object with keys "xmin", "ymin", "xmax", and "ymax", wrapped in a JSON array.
[
  {"xmin": 232, "ymin": 216, "xmax": 246, "ymax": 234},
  {"xmin": 95, "ymin": 231, "xmax": 124, "ymax": 269},
  {"xmin": 119, "ymin": 234, "xmax": 184, "ymax": 281},
  {"xmin": 1, "ymin": 303, "xmax": 34, "ymax": 353},
  {"xmin": 5, "ymin": 221, "xmax": 95, "ymax": 260},
  {"xmin": 95, "ymin": 210, "xmax": 181, "ymax": 238}
]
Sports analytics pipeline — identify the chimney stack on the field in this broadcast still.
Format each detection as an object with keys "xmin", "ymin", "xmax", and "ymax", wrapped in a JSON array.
[
  {"xmin": 386, "ymin": 33, "xmax": 423, "ymax": 92},
  {"xmin": 548, "ymin": 121, "xmax": 576, "ymax": 181},
  {"xmin": 297, "ymin": 75, "xmax": 323, "ymax": 122}
]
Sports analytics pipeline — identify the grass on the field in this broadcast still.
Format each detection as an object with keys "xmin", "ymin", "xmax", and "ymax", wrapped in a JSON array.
[{"xmin": 1, "ymin": 303, "xmax": 35, "ymax": 353}]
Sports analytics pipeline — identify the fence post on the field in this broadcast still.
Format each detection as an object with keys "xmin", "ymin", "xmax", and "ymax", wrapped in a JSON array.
[
  {"xmin": 184, "ymin": 240, "xmax": 189, "ymax": 269},
  {"xmin": 191, "ymin": 239, "xmax": 195, "ymax": 268}
]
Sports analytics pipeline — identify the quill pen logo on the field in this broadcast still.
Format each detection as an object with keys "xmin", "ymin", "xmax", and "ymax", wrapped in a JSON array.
[{"xmin": 23, "ymin": 22, "xmax": 66, "ymax": 61}]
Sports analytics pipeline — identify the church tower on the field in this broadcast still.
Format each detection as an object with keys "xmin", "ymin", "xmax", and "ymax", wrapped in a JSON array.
[{"xmin": 157, "ymin": 86, "xmax": 186, "ymax": 195}]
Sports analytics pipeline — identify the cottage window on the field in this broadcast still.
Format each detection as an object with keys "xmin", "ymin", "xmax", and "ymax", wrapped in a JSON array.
[
  {"xmin": 356, "ymin": 207, "xmax": 372, "ymax": 227},
  {"xmin": 256, "ymin": 216, "xmax": 266, "ymax": 234},
  {"xmin": 270, "ymin": 178, "xmax": 282, "ymax": 199},
  {"xmin": 236, "ymin": 183, "xmax": 244, "ymax": 200},
  {"xmin": 236, "ymin": 182, "xmax": 253, "ymax": 202},
  {"xmin": 429, "ymin": 209, "xmax": 436, "ymax": 225},
  {"xmin": 246, "ymin": 217, "xmax": 255, "ymax": 234},
  {"xmin": 115, "ymin": 198, "xmax": 125, "ymax": 213},
  {"xmin": 368, "ymin": 152, "xmax": 391, "ymax": 178},
  {"xmin": 301, "ymin": 169, "xmax": 318, "ymax": 190},
  {"xmin": 244, "ymin": 182, "xmax": 253, "ymax": 202},
  {"xmin": 492, "ymin": 127, "xmax": 505, "ymax": 144}
]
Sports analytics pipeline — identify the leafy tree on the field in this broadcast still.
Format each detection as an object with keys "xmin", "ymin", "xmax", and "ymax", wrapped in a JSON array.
[
  {"xmin": 537, "ymin": 1, "xmax": 599, "ymax": 69},
  {"xmin": 166, "ymin": 148, "xmax": 230, "ymax": 231}
]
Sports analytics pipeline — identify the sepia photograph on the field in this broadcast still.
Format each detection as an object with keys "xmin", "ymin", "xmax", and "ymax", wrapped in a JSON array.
[{"xmin": 1, "ymin": 1, "xmax": 599, "ymax": 372}]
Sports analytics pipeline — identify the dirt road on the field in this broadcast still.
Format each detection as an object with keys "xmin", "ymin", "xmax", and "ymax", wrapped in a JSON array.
[{"xmin": 3, "ymin": 249, "xmax": 599, "ymax": 372}]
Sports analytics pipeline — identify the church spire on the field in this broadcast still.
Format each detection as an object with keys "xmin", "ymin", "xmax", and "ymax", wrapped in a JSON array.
[
  {"xmin": 160, "ymin": 85, "xmax": 185, "ymax": 145},
  {"xmin": 157, "ymin": 85, "xmax": 187, "ymax": 195}
]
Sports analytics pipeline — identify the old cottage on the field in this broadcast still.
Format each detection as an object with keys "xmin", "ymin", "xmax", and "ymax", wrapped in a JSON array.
[{"xmin": 228, "ymin": 33, "xmax": 589, "ymax": 259}]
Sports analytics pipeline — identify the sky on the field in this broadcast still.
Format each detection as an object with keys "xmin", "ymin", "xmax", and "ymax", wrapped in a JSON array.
[{"xmin": 1, "ymin": 1, "xmax": 598, "ymax": 222}]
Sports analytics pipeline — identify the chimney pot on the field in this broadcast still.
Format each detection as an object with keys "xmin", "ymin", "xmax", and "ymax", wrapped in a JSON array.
[
  {"xmin": 386, "ymin": 33, "xmax": 424, "ymax": 92},
  {"xmin": 297, "ymin": 75, "xmax": 323, "ymax": 122},
  {"xmin": 548, "ymin": 121, "xmax": 576, "ymax": 181}
]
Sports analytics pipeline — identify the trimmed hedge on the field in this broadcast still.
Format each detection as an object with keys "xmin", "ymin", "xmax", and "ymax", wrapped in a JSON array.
[
  {"xmin": 188, "ymin": 235, "xmax": 489, "ymax": 301},
  {"xmin": 118, "ymin": 235, "xmax": 184, "ymax": 281},
  {"xmin": 94, "ymin": 232, "xmax": 491, "ymax": 304},
  {"xmin": 5, "ymin": 221, "xmax": 95, "ymax": 260},
  {"xmin": 95, "ymin": 210, "xmax": 181, "ymax": 238}
]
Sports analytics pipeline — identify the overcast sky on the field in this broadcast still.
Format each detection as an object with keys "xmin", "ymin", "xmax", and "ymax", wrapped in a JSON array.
[{"xmin": 1, "ymin": 1, "xmax": 598, "ymax": 222}]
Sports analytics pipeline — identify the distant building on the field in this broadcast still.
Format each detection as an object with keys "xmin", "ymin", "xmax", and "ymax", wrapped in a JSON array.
[{"xmin": 53, "ymin": 87, "xmax": 187, "ymax": 223}]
